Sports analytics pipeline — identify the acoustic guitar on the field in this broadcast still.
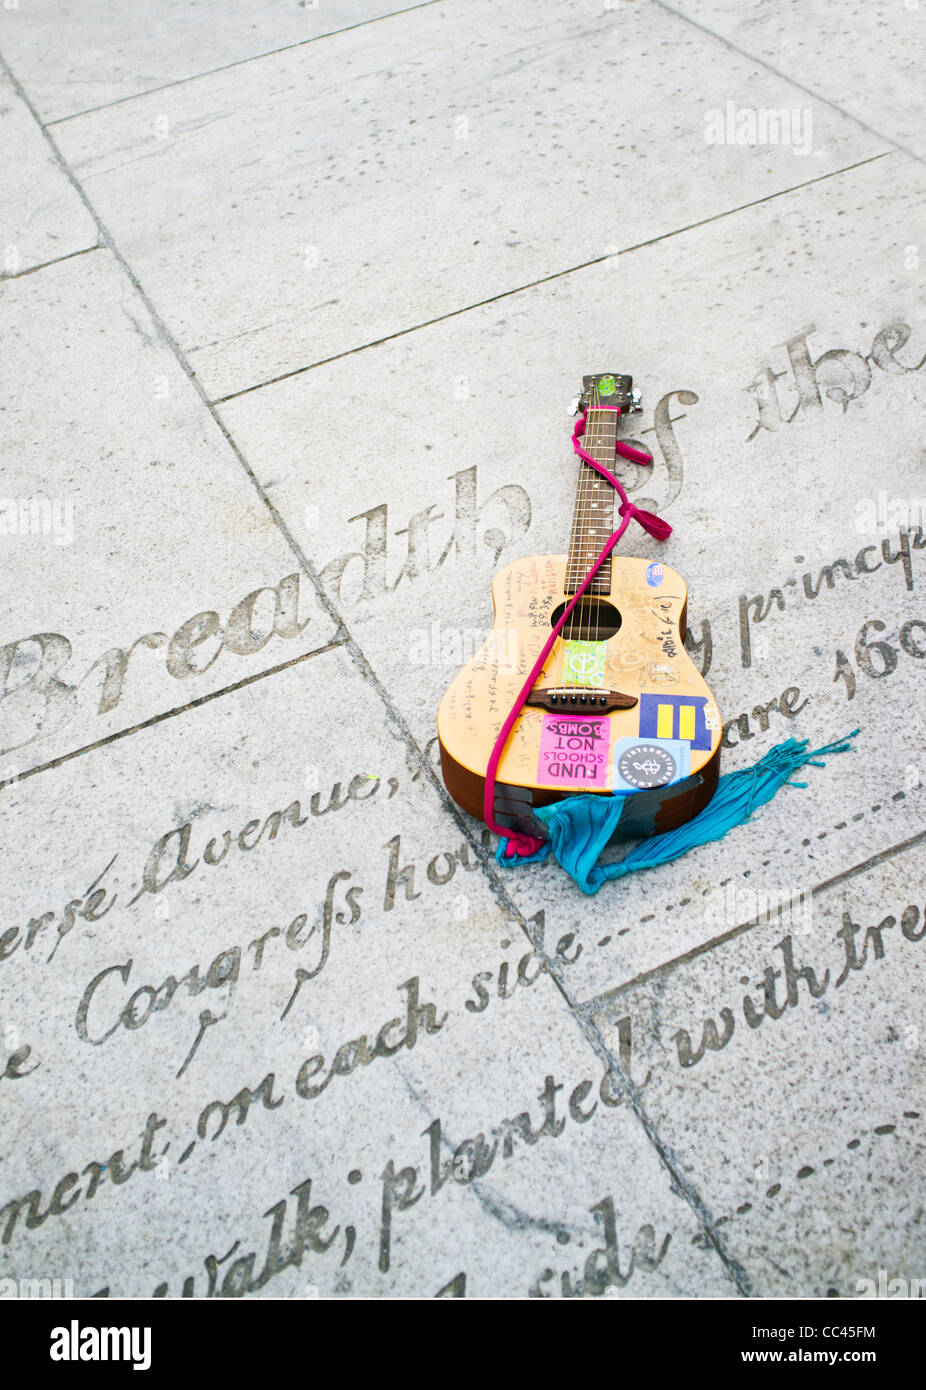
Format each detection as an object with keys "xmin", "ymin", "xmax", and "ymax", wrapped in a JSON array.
[{"xmin": 437, "ymin": 372, "xmax": 722, "ymax": 844}]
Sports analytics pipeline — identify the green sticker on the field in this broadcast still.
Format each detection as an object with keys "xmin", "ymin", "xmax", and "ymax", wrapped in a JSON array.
[
  {"xmin": 562, "ymin": 639, "xmax": 608, "ymax": 688},
  {"xmin": 598, "ymin": 375, "xmax": 617, "ymax": 397}
]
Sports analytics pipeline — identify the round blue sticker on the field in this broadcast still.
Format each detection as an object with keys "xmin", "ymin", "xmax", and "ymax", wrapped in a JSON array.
[{"xmin": 645, "ymin": 563, "xmax": 664, "ymax": 588}]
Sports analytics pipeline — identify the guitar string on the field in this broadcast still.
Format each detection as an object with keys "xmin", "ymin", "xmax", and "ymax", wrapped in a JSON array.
[
  {"xmin": 602, "ymin": 405, "xmax": 611, "ymax": 636},
  {"xmin": 589, "ymin": 395, "xmax": 617, "ymax": 662},
  {"xmin": 565, "ymin": 387, "xmax": 617, "ymax": 662},
  {"xmin": 592, "ymin": 394, "xmax": 605, "ymax": 646},
  {"xmin": 574, "ymin": 396, "xmax": 589, "ymax": 645},
  {"xmin": 589, "ymin": 390, "xmax": 604, "ymax": 650},
  {"xmin": 566, "ymin": 391, "xmax": 587, "ymax": 645},
  {"xmin": 599, "ymin": 394, "xmax": 615, "ymax": 644},
  {"xmin": 565, "ymin": 411, "xmax": 577, "ymax": 644},
  {"xmin": 568, "ymin": 408, "xmax": 580, "ymax": 643},
  {"xmin": 575, "ymin": 400, "xmax": 591, "ymax": 648},
  {"xmin": 586, "ymin": 397, "xmax": 597, "ymax": 648},
  {"xmin": 574, "ymin": 393, "xmax": 595, "ymax": 647},
  {"xmin": 579, "ymin": 401, "xmax": 597, "ymax": 645},
  {"xmin": 564, "ymin": 398, "xmax": 575, "ymax": 642},
  {"xmin": 567, "ymin": 389, "xmax": 607, "ymax": 657}
]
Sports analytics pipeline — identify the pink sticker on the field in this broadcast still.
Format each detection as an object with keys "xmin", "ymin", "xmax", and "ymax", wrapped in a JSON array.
[{"xmin": 537, "ymin": 711, "xmax": 611, "ymax": 789}]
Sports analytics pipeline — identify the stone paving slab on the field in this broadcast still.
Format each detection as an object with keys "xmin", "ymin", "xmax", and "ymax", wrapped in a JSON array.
[
  {"xmin": 0, "ymin": 249, "xmax": 338, "ymax": 786},
  {"xmin": 1, "ymin": 0, "xmax": 923, "ymax": 1304},
  {"xmin": 592, "ymin": 857, "xmax": 926, "ymax": 1296},
  {"xmin": 0, "ymin": 64, "xmax": 97, "ymax": 276},
  {"xmin": 673, "ymin": 0, "xmax": 926, "ymax": 160},
  {"xmin": 0, "ymin": 1, "xmax": 424, "ymax": 123},
  {"xmin": 50, "ymin": 0, "xmax": 885, "ymax": 400},
  {"xmin": 220, "ymin": 150, "xmax": 926, "ymax": 1003},
  {"xmin": 0, "ymin": 646, "xmax": 735, "ymax": 1297}
]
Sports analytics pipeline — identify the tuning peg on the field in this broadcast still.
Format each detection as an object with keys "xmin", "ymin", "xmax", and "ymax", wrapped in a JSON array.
[
  {"xmin": 629, "ymin": 388, "xmax": 642, "ymax": 412},
  {"xmin": 569, "ymin": 396, "xmax": 582, "ymax": 416}
]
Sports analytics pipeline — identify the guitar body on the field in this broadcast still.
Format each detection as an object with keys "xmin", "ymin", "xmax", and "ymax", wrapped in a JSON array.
[{"xmin": 438, "ymin": 553, "xmax": 722, "ymax": 842}]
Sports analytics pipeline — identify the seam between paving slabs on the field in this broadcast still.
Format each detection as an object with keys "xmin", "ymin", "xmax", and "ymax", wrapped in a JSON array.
[
  {"xmin": 0, "ymin": 50, "xmax": 766, "ymax": 1296},
  {"xmin": 0, "ymin": 637, "xmax": 348, "ymax": 794},
  {"xmin": 592, "ymin": 785, "xmax": 923, "ymax": 947},
  {"xmin": 580, "ymin": 827, "xmax": 926, "ymax": 1017},
  {"xmin": 635, "ymin": 785, "xmax": 920, "ymax": 929},
  {"xmin": 0, "ymin": 243, "xmax": 102, "ymax": 284},
  {"xmin": 653, "ymin": 0, "xmax": 926, "ymax": 170},
  {"xmin": 42, "ymin": 0, "xmax": 446, "ymax": 126},
  {"xmin": 210, "ymin": 150, "xmax": 893, "ymax": 405}
]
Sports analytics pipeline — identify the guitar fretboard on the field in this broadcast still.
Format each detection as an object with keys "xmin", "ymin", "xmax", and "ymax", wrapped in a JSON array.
[{"xmin": 564, "ymin": 409, "xmax": 619, "ymax": 595}]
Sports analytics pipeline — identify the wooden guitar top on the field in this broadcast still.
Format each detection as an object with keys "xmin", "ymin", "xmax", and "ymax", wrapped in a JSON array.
[{"xmin": 437, "ymin": 554, "xmax": 721, "ymax": 799}]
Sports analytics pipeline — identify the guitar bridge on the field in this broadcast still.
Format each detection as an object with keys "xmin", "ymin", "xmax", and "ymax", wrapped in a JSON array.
[{"xmin": 524, "ymin": 688, "xmax": 639, "ymax": 713}]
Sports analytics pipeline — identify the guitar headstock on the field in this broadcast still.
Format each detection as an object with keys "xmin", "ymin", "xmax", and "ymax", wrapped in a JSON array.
[{"xmin": 578, "ymin": 372, "xmax": 642, "ymax": 413}]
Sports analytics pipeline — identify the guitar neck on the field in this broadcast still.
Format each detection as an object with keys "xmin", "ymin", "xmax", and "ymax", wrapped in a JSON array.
[{"xmin": 564, "ymin": 408, "xmax": 619, "ymax": 596}]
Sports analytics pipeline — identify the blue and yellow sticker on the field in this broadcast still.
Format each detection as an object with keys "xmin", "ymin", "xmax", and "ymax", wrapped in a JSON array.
[{"xmin": 639, "ymin": 693, "xmax": 711, "ymax": 751}]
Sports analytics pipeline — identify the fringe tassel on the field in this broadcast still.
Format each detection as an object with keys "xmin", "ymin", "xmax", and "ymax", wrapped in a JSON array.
[{"xmin": 496, "ymin": 731, "xmax": 859, "ymax": 895}]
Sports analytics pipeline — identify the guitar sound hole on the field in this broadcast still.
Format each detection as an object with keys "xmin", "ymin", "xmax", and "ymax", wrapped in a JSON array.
[{"xmin": 550, "ymin": 597, "xmax": 622, "ymax": 641}]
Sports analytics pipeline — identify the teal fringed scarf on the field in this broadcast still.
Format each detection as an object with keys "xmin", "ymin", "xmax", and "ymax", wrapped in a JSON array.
[{"xmin": 496, "ymin": 731, "xmax": 859, "ymax": 895}]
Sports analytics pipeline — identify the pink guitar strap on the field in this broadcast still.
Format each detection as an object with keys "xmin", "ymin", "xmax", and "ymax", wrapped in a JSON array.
[{"xmin": 483, "ymin": 406, "xmax": 673, "ymax": 859}]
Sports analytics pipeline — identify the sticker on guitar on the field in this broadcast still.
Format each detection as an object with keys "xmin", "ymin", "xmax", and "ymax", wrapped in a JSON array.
[
  {"xmin": 537, "ymin": 711, "xmax": 612, "ymax": 788},
  {"xmin": 562, "ymin": 639, "xmax": 607, "ymax": 687},
  {"xmin": 612, "ymin": 737, "xmax": 691, "ymax": 793}
]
